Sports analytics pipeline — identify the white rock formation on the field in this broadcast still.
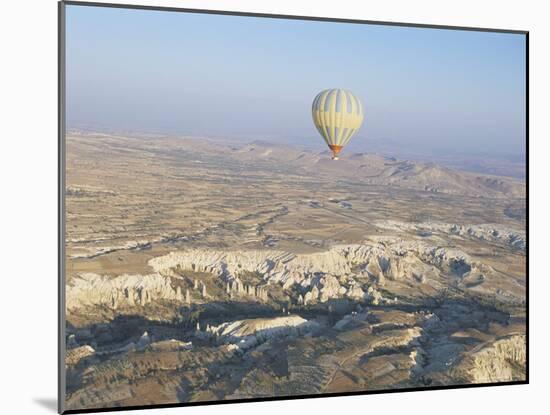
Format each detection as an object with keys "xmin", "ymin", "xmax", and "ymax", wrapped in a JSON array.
[
  {"xmin": 70, "ymin": 239, "xmax": 155, "ymax": 259},
  {"xmin": 149, "ymin": 339, "xmax": 192, "ymax": 352},
  {"xmin": 67, "ymin": 334, "xmax": 78, "ymax": 348},
  {"xmin": 69, "ymin": 238, "xmax": 507, "ymax": 311},
  {"xmin": 66, "ymin": 273, "xmax": 184, "ymax": 311},
  {"xmin": 137, "ymin": 331, "xmax": 151, "ymax": 349},
  {"xmin": 452, "ymin": 335, "xmax": 526, "ymax": 383},
  {"xmin": 66, "ymin": 345, "xmax": 95, "ymax": 366},
  {"xmin": 206, "ymin": 315, "xmax": 318, "ymax": 350},
  {"xmin": 345, "ymin": 284, "xmax": 365, "ymax": 300},
  {"xmin": 376, "ymin": 220, "xmax": 526, "ymax": 250},
  {"xmin": 365, "ymin": 286, "xmax": 383, "ymax": 305},
  {"xmin": 147, "ymin": 240, "xmax": 487, "ymax": 305},
  {"xmin": 224, "ymin": 278, "xmax": 269, "ymax": 301},
  {"xmin": 333, "ymin": 312, "xmax": 369, "ymax": 330},
  {"xmin": 149, "ymin": 240, "xmax": 482, "ymax": 288}
]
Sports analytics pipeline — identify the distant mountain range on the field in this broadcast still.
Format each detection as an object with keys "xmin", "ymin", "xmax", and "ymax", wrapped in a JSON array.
[
  {"xmin": 67, "ymin": 131, "xmax": 526, "ymax": 199},
  {"xmin": 229, "ymin": 141, "xmax": 525, "ymax": 198}
]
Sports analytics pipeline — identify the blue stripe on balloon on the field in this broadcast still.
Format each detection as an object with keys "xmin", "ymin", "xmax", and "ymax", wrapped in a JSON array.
[
  {"xmin": 312, "ymin": 94, "xmax": 320, "ymax": 111},
  {"xmin": 324, "ymin": 90, "xmax": 334, "ymax": 112},
  {"xmin": 346, "ymin": 91, "xmax": 352, "ymax": 114}
]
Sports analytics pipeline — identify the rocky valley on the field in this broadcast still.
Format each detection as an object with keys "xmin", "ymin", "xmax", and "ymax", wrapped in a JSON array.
[{"xmin": 63, "ymin": 132, "xmax": 526, "ymax": 411}]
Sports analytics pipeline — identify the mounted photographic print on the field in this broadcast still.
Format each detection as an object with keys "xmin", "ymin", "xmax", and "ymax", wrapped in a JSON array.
[{"xmin": 59, "ymin": 1, "xmax": 528, "ymax": 413}]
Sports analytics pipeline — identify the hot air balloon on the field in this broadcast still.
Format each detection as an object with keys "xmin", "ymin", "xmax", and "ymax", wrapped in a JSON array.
[{"xmin": 311, "ymin": 89, "xmax": 364, "ymax": 160}]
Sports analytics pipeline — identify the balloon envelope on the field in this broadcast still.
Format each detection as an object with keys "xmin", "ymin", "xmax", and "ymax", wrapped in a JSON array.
[{"xmin": 311, "ymin": 89, "xmax": 364, "ymax": 159}]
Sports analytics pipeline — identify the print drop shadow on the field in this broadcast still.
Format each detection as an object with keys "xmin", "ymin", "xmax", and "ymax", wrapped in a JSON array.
[{"xmin": 33, "ymin": 397, "xmax": 57, "ymax": 412}]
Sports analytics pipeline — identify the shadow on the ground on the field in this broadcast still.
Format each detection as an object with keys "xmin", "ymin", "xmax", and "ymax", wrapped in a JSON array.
[{"xmin": 34, "ymin": 398, "xmax": 57, "ymax": 412}]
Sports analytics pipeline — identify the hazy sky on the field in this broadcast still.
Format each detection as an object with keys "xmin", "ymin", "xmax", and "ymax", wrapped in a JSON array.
[{"xmin": 66, "ymin": 4, "xmax": 526, "ymax": 158}]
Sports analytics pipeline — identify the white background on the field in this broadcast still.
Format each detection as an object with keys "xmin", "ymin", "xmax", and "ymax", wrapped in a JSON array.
[{"xmin": 0, "ymin": 0, "xmax": 546, "ymax": 414}]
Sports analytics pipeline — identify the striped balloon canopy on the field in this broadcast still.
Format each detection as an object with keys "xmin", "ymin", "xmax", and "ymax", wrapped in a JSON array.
[{"xmin": 311, "ymin": 89, "xmax": 364, "ymax": 160}]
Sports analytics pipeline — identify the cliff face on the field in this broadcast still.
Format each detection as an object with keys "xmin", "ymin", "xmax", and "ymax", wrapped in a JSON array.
[
  {"xmin": 67, "ymin": 236, "xmax": 521, "ymax": 313},
  {"xmin": 452, "ymin": 335, "xmax": 526, "ymax": 383},
  {"xmin": 146, "ymin": 239, "xmax": 511, "ymax": 303},
  {"xmin": 66, "ymin": 272, "xmax": 184, "ymax": 310},
  {"xmin": 147, "ymin": 241, "xmax": 478, "ymax": 284},
  {"xmin": 205, "ymin": 315, "xmax": 318, "ymax": 351}
]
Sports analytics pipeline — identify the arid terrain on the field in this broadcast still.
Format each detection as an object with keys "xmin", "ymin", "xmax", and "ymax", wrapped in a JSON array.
[{"xmin": 64, "ymin": 132, "xmax": 526, "ymax": 411}]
